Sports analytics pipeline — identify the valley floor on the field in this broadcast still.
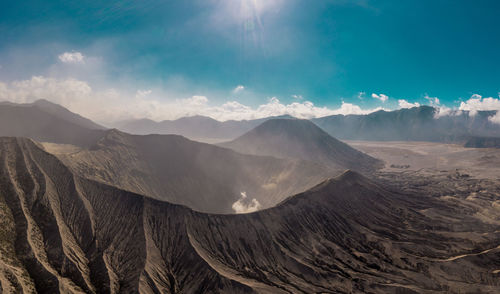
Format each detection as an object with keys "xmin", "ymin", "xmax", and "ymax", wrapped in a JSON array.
[{"xmin": 348, "ymin": 140, "xmax": 500, "ymax": 179}]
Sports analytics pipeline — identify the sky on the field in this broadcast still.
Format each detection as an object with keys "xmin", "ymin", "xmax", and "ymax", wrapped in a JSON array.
[{"xmin": 0, "ymin": 0, "xmax": 499, "ymax": 124}]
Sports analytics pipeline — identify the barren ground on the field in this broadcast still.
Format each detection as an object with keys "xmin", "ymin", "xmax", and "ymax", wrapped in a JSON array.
[{"xmin": 348, "ymin": 140, "xmax": 500, "ymax": 179}]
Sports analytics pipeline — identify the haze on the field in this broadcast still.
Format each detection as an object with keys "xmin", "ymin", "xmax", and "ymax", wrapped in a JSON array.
[{"xmin": 0, "ymin": 1, "xmax": 500, "ymax": 293}]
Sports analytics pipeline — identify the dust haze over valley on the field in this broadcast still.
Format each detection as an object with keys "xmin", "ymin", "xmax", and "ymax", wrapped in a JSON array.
[{"xmin": 2, "ymin": 0, "xmax": 500, "ymax": 293}]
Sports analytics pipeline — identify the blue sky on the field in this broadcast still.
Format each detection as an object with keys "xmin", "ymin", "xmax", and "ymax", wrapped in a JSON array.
[{"xmin": 0, "ymin": 0, "xmax": 499, "ymax": 123}]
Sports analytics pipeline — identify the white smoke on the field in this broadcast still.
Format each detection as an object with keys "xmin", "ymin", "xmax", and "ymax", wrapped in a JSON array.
[{"xmin": 232, "ymin": 192, "xmax": 262, "ymax": 214}]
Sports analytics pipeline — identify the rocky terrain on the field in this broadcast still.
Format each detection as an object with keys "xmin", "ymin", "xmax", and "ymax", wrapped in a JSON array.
[
  {"xmin": 221, "ymin": 118, "xmax": 382, "ymax": 173},
  {"xmin": 1, "ymin": 137, "xmax": 500, "ymax": 293},
  {"xmin": 45, "ymin": 129, "xmax": 336, "ymax": 214},
  {"xmin": 348, "ymin": 140, "xmax": 500, "ymax": 179},
  {"xmin": 1, "ymin": 100, "xmax": 500, "ymax": 293}
]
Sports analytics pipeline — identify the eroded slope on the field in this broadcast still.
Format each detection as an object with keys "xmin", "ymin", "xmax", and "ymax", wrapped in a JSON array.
[
  {"xmin": 0, "ymin": 137, "xmax": 499, "ymax": 293},
  {"xmin": 50, "ymin": 130, "xmax": 336, "ymax": 213}
]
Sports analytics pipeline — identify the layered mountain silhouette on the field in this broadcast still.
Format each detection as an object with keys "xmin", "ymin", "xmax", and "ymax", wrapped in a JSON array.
[
  {"xmin": 116, "ymin": 115, "xmax": 294, "ymax": 142},
  {"xmin": 0, "ymin": 100, "xmax": 339, "ymax": 214},
  {"xmin": 221, "ymin": 118, "xmax": 383, "ymax": 172},
  {"xmin": 0, "ymin": 137, "xmax": 498, "ymax": 293},
  {"xmin": 312, "ymin": 105, "xmax": 500, "ymax": 142},
  {"xmin": 52, "ymin": 129, "xmax": 337, "ymax": 213},
  {"xmin": 116, "ymin": 106, "xmax": 500, "ymax": 144},
  {"xmin": 0, "ymin": 100, "xmax": 105, "ymax": 147}
]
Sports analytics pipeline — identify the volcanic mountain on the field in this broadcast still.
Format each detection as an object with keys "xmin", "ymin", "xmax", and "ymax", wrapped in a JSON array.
[
  {"xmin": 0, "ymin": 99, "xmax": 105, "ymax": 147},
  {"xmin": 312, "ymin": 105, "xmax": 500, "ymax": 142},
  {"xmin": 116, "ymin": 115, "xmax": 294, "ymax": 142},
  {"xmin": 220, "ymin": 118, "xmax": 383, "ymax": 172},
  {"xmin": 49, "ymin": 129, "xmax": 337, "ymax": 213},
  {"xmin": 0, "ymin": 137, "xmax": 498, "ymax": 293}
]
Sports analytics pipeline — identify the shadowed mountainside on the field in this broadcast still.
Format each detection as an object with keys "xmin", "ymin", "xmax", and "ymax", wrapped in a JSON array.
[
  {"xmin": 115, "ymin": 115, "xmax": 294, "ymax": 142},
  {"xmin": 118, "ymin": 106, "xmax": 500, "ymax": 144},
  {"xmin": 0, "ymin": 137, "xmax": 499, "ymax": 293},
  {"xmin": 312, "ymin": 106, "xmax": 500, "ymax": 142},
  {"xmin": 0, "ymin": 100, "xmax": 336, "ymax": 213},
  {"xmin": 48, "ymin": 129, "xmax": 337, "ymax": 213},
  {"xmin": 0, "ymin": 100, "xmax": 105, "ymax": 147},
  {"xmin": 220, "ymin": 118, "xmax": 382, "ymax": 173}
]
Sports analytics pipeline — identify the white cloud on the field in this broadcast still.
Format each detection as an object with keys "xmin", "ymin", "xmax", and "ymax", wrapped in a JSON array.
[
  {"xmin": 135, "ymin": 89, "xmax": 152, "ymax": 99},
  {"xmin": 214, "ymin": 97, "xmax": 383, "ymax": 121},
  {"xmin": 458, "ymin": 94, "xmax": 500, "ymax": 116},
  {"xmin": 371, "ymin": 93, "xmax": 388, "ymax": 103},
  {"xmin": 434, "ymin": 105, "xmax": 453, "ymax": 118},
  {"xmin": 424, "ymin": 95, "xmax": 440, "ymax": 106},
  {"xmin": 357, "ymin": 92, "xmax": 365, "ymax": 99},
  {"xmin": 0, "ymin": 76, "xmax": 386, "ymax": 124},
  {"xmin": 232, "ymin": 85, "xmax": 245, "ymax": 93},
  {"xmin": 58, "ymin": 52, "xmax": 85, "ymax": 64},
  {"xmin": 232, "ymin": 192, "xmax": 262, "ymax": 214},
  {"xmin": 489, "ymin": 112, "xmax": 500, "ymax": 124},
  {"xmin": 180, "ymin": 95, "xmax": 209, "ymax": 106},
  {"xmin": 398, "ymin": 99, "xmax": 420, "ymax": 109},
  {"xmin": 291, "ymin": 94, "xmax": 303, "ymax": 100}
]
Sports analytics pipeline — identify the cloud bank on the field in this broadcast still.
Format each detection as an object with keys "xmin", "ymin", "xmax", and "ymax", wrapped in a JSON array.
[
  {"xmin": 0, "ymin": 76, "xmax": 385, "ymax": 125},
  {"xmin": 398, "ymin": 99, "xmax": 420, "ymax": 109},
  {"xmin": 458, "ymin": 94, "xmax": 500, "ymax": 116},
  {"xmin": 1, "ymin": 75, "xmax": 499, "ymax": 125},
  {"xmin": 456, "ymin": 94, "xmax": 500, "ymax": 124}
]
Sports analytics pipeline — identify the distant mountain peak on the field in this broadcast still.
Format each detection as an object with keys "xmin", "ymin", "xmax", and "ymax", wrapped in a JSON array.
[
  {"xmin": 33, "ymin": 98, "xmax": 58, "ymax": 105},
  {"xmin": 30, "ymin": 99, "xmax": 105, "ymax": 130},
  {"xmin": 0, "ymin": 100, "xmax": 106, "ymax": 147},
  {"xmin": 221, "ymin": 118, "xmax": 382, "ymax": 172}
]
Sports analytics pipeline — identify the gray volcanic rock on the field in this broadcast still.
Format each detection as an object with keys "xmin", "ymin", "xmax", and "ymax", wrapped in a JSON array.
[
  {"xmin": 53, "ymin": 129, "xmax": 337, "ymax": 213},
  {"xmin": 0, "ymin": 137, "xmax": 499, "ymax": 293},
  {"xmin": 0, "ymin": 99, "xmax": 105, "ymax": 147},
  {"xmin": 221, "ymin": 118, "xmax": 383, "ymax": 172}
]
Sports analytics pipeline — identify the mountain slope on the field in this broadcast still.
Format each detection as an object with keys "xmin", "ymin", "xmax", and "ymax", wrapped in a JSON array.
[
  {"xmin": 0, "ymin": 100, "xmax": 105, "ymax": 147},
  {"xmin": 221, "ymin": 118, "xmax": 383, "ymax": 172},
  {"xmin": 0, "ymin": 137, "xmax": 499, "ymax": 293},
  {"xmin": 312, "ymin": 106, "xmax": 500, "ymax": 142},
  {"xmin": 464, "ymin": 136, "xmax": 500, "ymax": 148},
  {"xmin": 116, "ymin": 115, "xmax": 294, "ymax": 142},
  {"xmin": 49, "ymin": 129, "xmax": 337, "ymax": 213},
  {"xmin": 31, "ymin": 99, "xmax": 105, "ymax": 130}
]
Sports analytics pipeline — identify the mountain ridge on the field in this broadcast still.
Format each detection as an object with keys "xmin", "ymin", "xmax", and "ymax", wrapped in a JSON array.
[
  {"xmin": 50, "ymin": 128, "xmax": 338, "ymax": 213},
  {"xmin": 312, "ymin": 105, "xmax": 500, "ymax": 142},
  {"xmin": 1, "ymin": 137, "xmax": 497, "ymax": 293},
  {"xmin": 116, "ymin": 114, "xmax": 296, "ymax": 142},
  {"xmin": 0, "ymin": 99, "xmax": 106, "ymax": 147},
  {"xmin": 220, "ymin": 118, "xmax": 383, "ymax": 173}
]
